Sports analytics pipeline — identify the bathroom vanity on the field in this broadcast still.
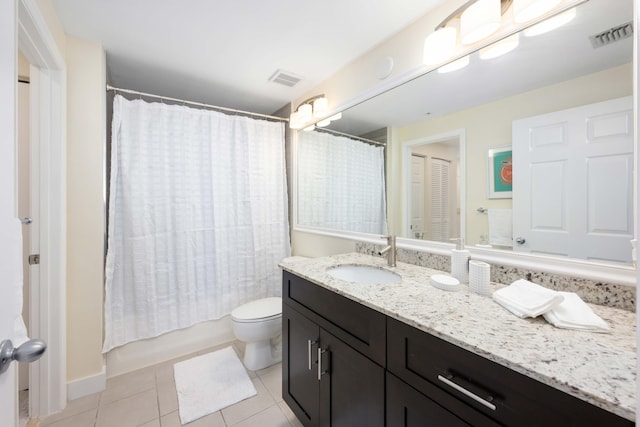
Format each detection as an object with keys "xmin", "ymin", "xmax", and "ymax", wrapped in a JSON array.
[{"xmin": 280, "ymin": 253, "xmax": 636, "ymax": 426}]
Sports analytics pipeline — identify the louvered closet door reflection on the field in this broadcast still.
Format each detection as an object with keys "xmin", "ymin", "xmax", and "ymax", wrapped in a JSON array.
[{"xmin": 430, "ymin": 158, "xmax": 450, "ymax": 242}]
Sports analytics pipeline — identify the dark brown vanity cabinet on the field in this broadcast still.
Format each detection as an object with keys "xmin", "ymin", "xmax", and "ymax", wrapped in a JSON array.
[
  {"xmin": 387, "ymin": 317, "xmax": 633, "ymax": 427},
  {"xmin": 282, "ymin": 271, "xmax": 385, "ymax": 427},
  {"xmin": 282, "ymin": 271, "xmax": 634, "ymax": 427}
]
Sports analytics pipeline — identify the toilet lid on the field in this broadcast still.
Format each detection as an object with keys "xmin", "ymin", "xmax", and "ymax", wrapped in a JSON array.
[{"xmin": 231, "ymin": 297, "xmax": 282, "ymax": 321}]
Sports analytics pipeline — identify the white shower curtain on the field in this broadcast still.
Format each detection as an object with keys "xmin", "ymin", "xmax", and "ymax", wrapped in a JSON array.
[
  {"xmin": 103, "ymin": 95, "xmax": 290, "ymax": 352},
  {"xmin": 297, "ymin": 130, "xmax": 387, "ymax": 234}
]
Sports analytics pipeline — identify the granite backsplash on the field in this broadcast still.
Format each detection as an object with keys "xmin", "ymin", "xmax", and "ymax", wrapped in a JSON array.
[{"xmin": 356, "ymin": 242, "xmax": 636, "ymax": 312}]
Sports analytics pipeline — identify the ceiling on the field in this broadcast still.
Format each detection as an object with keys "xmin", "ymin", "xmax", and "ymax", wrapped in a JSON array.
[{"xmin": 51, "ymin": 0, "xmax": 445, "ymax": 115}]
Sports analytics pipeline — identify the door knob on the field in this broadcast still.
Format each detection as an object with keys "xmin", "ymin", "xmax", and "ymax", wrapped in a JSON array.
[
  {"xmin": 515, "ymin": 237, "xmax": 526, "ymax": 245},
  {"xmin": 20, "ymin": 217, "xmax": 32, "ymax": 224},
  {"xmin": 0, "ymin": 339, "xmax": 46, "ymax": 375}
]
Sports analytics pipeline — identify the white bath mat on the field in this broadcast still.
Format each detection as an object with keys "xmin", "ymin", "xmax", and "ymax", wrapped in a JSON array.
[{"xmin": 174, "ymin": 346, "xmax": 257, "ymax": 424}]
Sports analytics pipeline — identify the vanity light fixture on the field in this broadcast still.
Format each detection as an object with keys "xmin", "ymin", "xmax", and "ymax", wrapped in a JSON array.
[
  {"xmin": 423, "ymin": 25, "xmax": 458, "ymax": 65},
  {"xmin": 290, "ymin": 94, "xmax": 335, "ymax": 129},
  {"xmin": 479, "ymin": 33, "xmax": 520, "ymax": 59},
  {"xmin": 513, "ymin": 0, "xmax": 561, "ymax": 23},
  {"xmin": 423, "ymin": 0, "xmax": 576, "ymax": 67},
  {"xmin": 460, "ymin": 0, "xmax": 502, "ymax": 45},
  {"xmin": 524, "ymin": 7, "xmax": 576, "ymax": 36},
  {"xmin": 438, "ymin": 55, "xmax": 470, "ymax": 73}
]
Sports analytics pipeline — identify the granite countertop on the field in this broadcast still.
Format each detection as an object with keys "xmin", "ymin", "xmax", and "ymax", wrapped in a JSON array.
[{"xmin": 279, "ymin": 252, "xmax": 637, "ymax": 422}]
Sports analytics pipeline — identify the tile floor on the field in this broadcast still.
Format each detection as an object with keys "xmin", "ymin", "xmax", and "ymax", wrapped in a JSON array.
[{"xmin": 35, "ymin": 342, "xmax": 303, "ymax": 427}]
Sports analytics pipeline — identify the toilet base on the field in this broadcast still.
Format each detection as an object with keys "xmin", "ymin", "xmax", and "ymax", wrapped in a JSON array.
[{"xmin": 242, "ymin": 337, "xmax": 282, "ymax": 371}]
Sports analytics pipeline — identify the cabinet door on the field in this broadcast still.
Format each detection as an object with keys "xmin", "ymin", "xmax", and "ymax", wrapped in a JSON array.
[
  {"xmin": 387, "ymin": 373, "xmax": 471, "ymax": 427},
  {"xmin": 319, "ymin": 329, "xmax": 385, "ymax": 427},
  {"xmin": 283, "ymin": 304, "xmax": 320, "ymax": 427}
]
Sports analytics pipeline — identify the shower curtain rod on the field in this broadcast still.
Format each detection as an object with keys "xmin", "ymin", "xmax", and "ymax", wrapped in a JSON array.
[
  {"xmin": 315, "ymin": 127, "xmax": 386, "ymax": 147},
  {"xmin": 106, "ymin": 84, "xmax": 289, "ymax": 122}
]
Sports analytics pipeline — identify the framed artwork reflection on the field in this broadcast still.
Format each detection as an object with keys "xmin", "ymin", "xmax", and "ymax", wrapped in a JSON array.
[{"xmin": 487, "ymin": 146, "xmax": 512, "ymax": 199}]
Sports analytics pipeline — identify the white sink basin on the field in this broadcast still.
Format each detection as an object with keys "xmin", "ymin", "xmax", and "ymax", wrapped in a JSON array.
[{"xmin": 326, "ymin": 265, "xmax": 401, "ymax": 284}]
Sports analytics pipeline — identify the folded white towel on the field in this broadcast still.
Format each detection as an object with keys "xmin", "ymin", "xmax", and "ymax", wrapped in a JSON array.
[
  {"xmin": 543, "ymin": 292, "xmax": 610, "ymax": 333},
  {"xmin": 492, "ymin": 279, "xmax": 564, "ymax": 318}
]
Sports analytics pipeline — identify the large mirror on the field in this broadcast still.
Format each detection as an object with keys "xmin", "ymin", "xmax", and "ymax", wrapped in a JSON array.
[{"xmin": 295, "ymin": 0, "xmax": 634, "ymax": 265}]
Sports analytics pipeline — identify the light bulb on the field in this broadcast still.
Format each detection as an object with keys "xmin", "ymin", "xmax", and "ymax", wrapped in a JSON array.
[
  {"xmin": 289, "ymin": 111, "xmax": 303, "ymax": 130},
  {"xmin": 313, "ymin": 97, "xmax": 329, "ymax": 118},
  {"xmin": 297, "ymin": 103, "xmax": 312, "ymax": 123},
  {"xmin": 514, "ymin": 0, "xmax": 561, "ymax": 23},
  {"xmin": 479, "ymin": 33, "xmax": 520, "ymax": 59},
  {"xmin": 524, "ymin": 8, "xmax": 576, "ymax": 36},
  {"xmin": 438, "ymin": 55, "xmax": 470, "ymax": 73},
  {"xmin": 460, "ymin": 0, "xmax": 501, "ymax": 45},
  {"xmin": 423, "ymin": 26, "xmax": 457, "ymax": 65}
]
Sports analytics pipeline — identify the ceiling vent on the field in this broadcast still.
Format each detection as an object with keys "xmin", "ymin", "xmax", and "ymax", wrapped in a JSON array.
[
  {"xmin": 589, "ymin": 22, "xmax": 633, "ymax": 48},
  {"xmin": 269, "ymin": 69, "xmax": 303, "ymax": 87}
]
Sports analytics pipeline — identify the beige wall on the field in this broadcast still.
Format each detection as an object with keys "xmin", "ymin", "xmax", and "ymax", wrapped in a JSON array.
[
  {"xmin": 291, "ymin": 231, "xmax": 357, "ymax": 258},
  {"xmin": 66, "ymin": 35, "xmax": 106, "ymax": 383},
  {"xmin": 18, "ymin": 51, "xmax": 30, "ymax": 78},
  {"xmin": 35, "ymin": 0, "xmax": 66, "ymax": 57},
  {"xmin": 392, "ymin": 63, "xmax": 633, "ymax": 245}
]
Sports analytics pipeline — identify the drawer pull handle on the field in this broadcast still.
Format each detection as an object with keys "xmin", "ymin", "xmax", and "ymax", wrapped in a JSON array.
[
  {"xmin": 307, "ymin": 340, "xmax": 317, "ymax": 370},
  {"xmin": 438, "ymin": 375, "xmax": 497, "ymax": 411},
  {"xmin": 317, "ymin": 347, "xmax": 328, "ymax": 381}
]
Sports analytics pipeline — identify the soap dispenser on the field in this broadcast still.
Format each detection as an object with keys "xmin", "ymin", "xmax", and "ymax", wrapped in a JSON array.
[{"xmin": 450, "ymin": 238, "xmax": 470, "ymax": 283}]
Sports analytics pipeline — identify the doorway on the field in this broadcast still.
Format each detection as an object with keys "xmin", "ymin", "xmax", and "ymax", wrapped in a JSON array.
[
  {"xmin": 17, "ymin": 51, "xmax": 33, "ymax": 426},
  {"xmin": 16, "ymin": 0, "xmax": 68, "ymax": 420},
  {"xmin": 402, "ymin": 129, "xmax": 465, "ymax": 242}
]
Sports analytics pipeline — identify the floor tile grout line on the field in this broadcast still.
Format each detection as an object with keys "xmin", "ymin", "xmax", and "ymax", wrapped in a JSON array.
[{"xmin": 154, "ymin": 371, "xmax": 162, "ymax": 426}]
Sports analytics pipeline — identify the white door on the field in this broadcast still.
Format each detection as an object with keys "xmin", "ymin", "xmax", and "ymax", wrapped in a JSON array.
[
  {"xmin": 18, "ymin": 77, "xmax": 32, "ymax": 395},
  {"xmin": 1, "ymin": 0, "xmax": 21, "ymax": 423},
  {"xmin": 410, "ymin": 155, "xmax": 425, "ymax": 238},
  {"xmin": 430, "ymin": 158, "xmax": 451, "ymax": 242},
  {"xmin": 513, "ymin": 96, "xmax": 633, "ymax": 262}
]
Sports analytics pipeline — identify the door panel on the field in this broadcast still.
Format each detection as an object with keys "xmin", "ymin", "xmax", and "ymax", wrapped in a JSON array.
[
  {"xmin": 283, "ymin": 304, "xmax": 320, "ymax": 427},
  {"xmin": 319, "ymin": 329, "xmax": 384, "ymax": 427},
  {"xmin": 410, "ymin": 155, "xmax": 425, "ymax": 238},
  {"xmin": 18, "ymin": 78, "xmax": 31, "ymax": 393},
  {"xmin": 1, "ymin": 0, "xmax": 20, "ymax": 424},
  {"xmin": 387, "ymin": 373, "xmax": 470, "ymax": 427},
  {"xmin": 430, "ymin": 158, "xmax": 450, "ymax": 242},
  {"xmin": 513, "ymin": 96, "xmax": 633, "ymax": 262}
]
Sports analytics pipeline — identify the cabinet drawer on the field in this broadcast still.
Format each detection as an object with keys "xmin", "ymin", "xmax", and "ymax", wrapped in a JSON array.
[
  {"xmin": 387, "ymin": 372, "xmax": 476, "ymax": 427},
  {"xmin": 387, "ymin": 317, "xmax": 633, "ymax": 427},
  {"xmin": 283, "ymin": 271, "xmax": 386, "ymax": 366}
]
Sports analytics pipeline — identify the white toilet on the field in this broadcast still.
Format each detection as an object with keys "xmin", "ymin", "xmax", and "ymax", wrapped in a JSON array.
[{"xmin": 231, "ymin": 296, "xmax": 282, "ymax": 371}]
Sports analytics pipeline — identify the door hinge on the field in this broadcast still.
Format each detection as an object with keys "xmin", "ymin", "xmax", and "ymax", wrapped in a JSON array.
[{"xmin": 28, "ymin": 254, "xmax": 40, "ymax": 265}]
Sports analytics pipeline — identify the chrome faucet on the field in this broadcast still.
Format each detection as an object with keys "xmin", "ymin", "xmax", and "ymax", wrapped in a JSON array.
[{"xmin": 378, "ymin": 235, "xmax": 397, "ymax": 267}]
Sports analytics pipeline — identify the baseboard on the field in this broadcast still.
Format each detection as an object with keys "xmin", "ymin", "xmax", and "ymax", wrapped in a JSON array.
[{"xmin": 66, "ymin": 367, "xmax": 106, "ymax": 400}]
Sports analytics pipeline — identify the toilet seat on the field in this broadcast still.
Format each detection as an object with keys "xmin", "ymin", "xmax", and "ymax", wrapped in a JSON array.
[{"xmin": 231, "ymin": 297, "xmax": 282, "ymax": 323}]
